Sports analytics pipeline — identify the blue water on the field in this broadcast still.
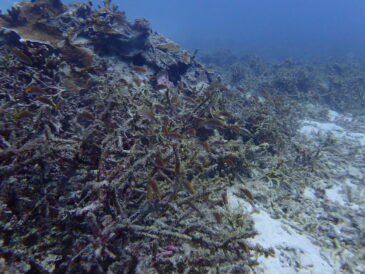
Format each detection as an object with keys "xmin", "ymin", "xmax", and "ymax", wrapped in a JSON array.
[{"xmin": 2, "ymin": 0, "xmax": 365, "ymax": 59}]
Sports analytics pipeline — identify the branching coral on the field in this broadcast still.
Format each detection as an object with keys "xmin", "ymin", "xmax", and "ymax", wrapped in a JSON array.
[{"xmin": 0, "ymin": 41, "xmax": 273, "ymax": 272}]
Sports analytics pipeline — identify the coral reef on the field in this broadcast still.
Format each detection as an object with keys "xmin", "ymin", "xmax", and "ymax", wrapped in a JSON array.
[
  {"xmin": 4, "ymin": 1, "xmax": 362, "ymax": 273},
  {"xmin": 199, "ymin": 49, "xmax": 365, "ymax": 272},
  {"xmin": 0, "ymin": 1, "xmax": 283, "ymax": 273},
  {"xmin": 201, "ymin": 51, "xmax": 365, "ymax": 115}
]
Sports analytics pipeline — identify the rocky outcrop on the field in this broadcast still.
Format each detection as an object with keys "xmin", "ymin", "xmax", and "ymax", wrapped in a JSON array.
[{"xmin": 0, "ymin": 0, "xmax": 215, "ymax": 90}]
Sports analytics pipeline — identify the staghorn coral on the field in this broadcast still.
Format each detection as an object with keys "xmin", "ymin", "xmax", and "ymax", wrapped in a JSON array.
[
  {"xmin": 0, "ymin": 17, "xmax": 277, "ymax": 273},
  {"xmin": 2, "ymin": 1, "xmax": 337, "ymax": 273}
]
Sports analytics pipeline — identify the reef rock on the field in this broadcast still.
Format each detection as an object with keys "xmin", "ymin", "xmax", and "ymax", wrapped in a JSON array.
[{"xmin": 0, "ymin": 0, "xmax": 215, "ymax": 89}]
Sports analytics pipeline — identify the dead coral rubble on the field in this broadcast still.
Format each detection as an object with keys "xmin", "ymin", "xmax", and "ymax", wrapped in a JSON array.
[
  {"xmin": 205, "ymin": 52, "xmax": 365, "ymax": 115},
  {"xmin": 201, "ymin": 51, "xmax": 365, "ymax": 272},
  {"xmin": 0, "ymin": 0, "xmax": 275, "ymax": 273}
]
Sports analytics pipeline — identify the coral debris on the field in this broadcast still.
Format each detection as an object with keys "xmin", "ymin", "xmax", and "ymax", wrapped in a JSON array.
[{"xmin": 0, "ymin": 0, "xmax": 273, "ymax": 273}]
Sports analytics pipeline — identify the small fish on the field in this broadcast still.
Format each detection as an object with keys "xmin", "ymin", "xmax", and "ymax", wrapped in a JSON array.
[
  {"xmin": 237, "ymin": 86, "xmax": 245, "ymax": 92},
  {"xmin": 162, "ymin": 125, "xmax": 169, "ymax": 135},
  {"xmin": 184, "ymin": 128, "xmax": 196, "ymax": 136},
  {"xmin": 179, "ymin": 88, "xmax": 191, "ymax": 94},
  {"xmin": 132, "ymin": 66, "xmax": 147, "ymax": 73},
  {"xmin": 212, "ymin": 140, "xmax": 226, "ymax": 145},
  {"xmin": 36, "ymin": 96, "xmax": 56, "ymax": 108},
  {"xmin": 12, "ymin": 49, "xmax": 33, "ymax": 66},
  {"xmin": 146, "ymin": 184, "xmax": 154, "ymax": 201},
  {"xmin": 55, "ymin": 100, "xmax": 63, "ymax": 111},
  {"xmin": 150, "ymin": 178, "xmax": 162, "ymax": 199},
  {"xmin": 217, "ymin": 111, "xmax": 233, "ymax": 118},
  {"xmin": 149, "ymin": 75, "xmax": 157, "ymax": 80},
  {"xmin": 162, "ymin": 125, "xmax": 183, "ymax": 139},
  {"xmin": 224, "ymin": 158, "xmax": 236, "ymax": 168},
  {"xmin": 118, "ymin": 78, "xmax": 129, "ymax": 86},
  {"xmin": 237, "ymin": 241, "xmax": 250, "ymax": 253},
  {"xmin": 213, "ymin": 212, "xmax": 223, "ymax": 224},
  {"xmin": 240, "ymin": 188, "xmax": 254, "ymax": 201},
  {"xmin": 196, "ymin": 164, "xmax": 205, "ymax": 173},
  {"xmin": 170, "ymin": 93, "xmax": 179, "ymax": 105},
  {"xmin": 133, "ymin": 77, "xmax": 141, "ymax": 87},
  {"xmin": 180, "ymin": 95, "xmax": 196, "ymax": 104},
  {"xmin": 177, "ymin": 81, "xmax": 184, "ymax": 90},
  {"xmin": 63, "ymin": 78, "xmax": 80, "ymax": 93},
  {"xmin": 207, "ymin": 82, "xmax": 228, "ymax": 92},
  {"xmin": 155, "ymin": 156, "xmax": 166, "ymax": 168},
  {"xmin": 184, "ymin": 180, "xmax": 196, "ymax": 194},
  {"xmin": 139, "ymin": 109, "xmax": 157, "ymax": 121},
  {"xmin": 221, "ymin": 192, "xmax": 228, "ymax": 205},
  {"xmin": 156, "ymin": 43, "xmax": 179, "ymax": 52},
  {"xmin": 182, "ymin": 54, "xmax": 191, "ymax": 65},
  {"xmin": 155, "ymin": 84, "xmax": 168, "ymax": 91},
  {"xmin": 198, "ymin": 118, "xmax": 226, "ymax": 130},
  {"xmin": 14, "ymin": 111, "xmax": 33, "ymax": 119},
  {"xmin": 25, "ymin": 85, "xmax": 46, "ymax": 94},
  {"xmin": 201, "ymin": 142, "xmax": 212, "ymax": 153},
  {"xmin": 78, "ymin": 111, "xmax": 95, "ymax": 121},
  {"xmin": 227, "ymin": 124, "xmax": 240, "ymax": 134},
  {"xmin": 165, "ymin": 131, "xmax": 183, "ymax": 140}
]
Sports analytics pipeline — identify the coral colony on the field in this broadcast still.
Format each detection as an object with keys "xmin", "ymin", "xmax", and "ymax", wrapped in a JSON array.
[{"xmin": 0, "ymin": 1, "xmax": 274, "ymax": 272}]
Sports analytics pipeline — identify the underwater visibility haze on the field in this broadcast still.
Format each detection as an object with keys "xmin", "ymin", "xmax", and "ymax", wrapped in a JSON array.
[
  {"xmin": 0, "ymin": 0, "xmax": 365, "ymax": 273},
  {"xmin": 2, "ymin": 0, "xmax": 365, "ymax": 58}
]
